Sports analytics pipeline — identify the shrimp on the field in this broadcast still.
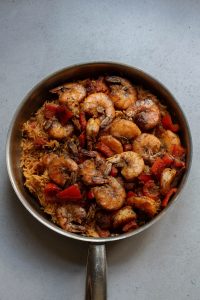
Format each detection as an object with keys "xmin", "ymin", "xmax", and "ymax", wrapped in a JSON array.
[
  {"xmin": 51, "ymin": 83, "xmax": 86, "ymax": 116},
  {"xmin": 79, "ymin": 159, "xmax": 108, "ymax": 185},
  {"xmin": 98, "ymin": 135, "xmax": 123, "ymax": 154},
  {"xmin": 51, "ymin": 83, "xmax": 86, "ymax": 102},
  {"xmin": 45, "ymin": 120, "xmax": 74, "ymax": 140},
  {"xmin": 56, "ymin": 204, "xmax": 86, "ymax": 233},
  {"xmin": 160, "ymin": 130, "xmax": 181, "ymax": 153},
  {"xmin": 80, "ymin": 149, "xmax": 112, "ymax": 175},
  {"xmin": 92, "ymin": 177, "xmax": 126, "ymax": 210},
  {"xmin": 110, "ymin": 119, "xmax": 141, "ymax": 140},
  {"xmin": 132, "ymin": 133, "xmax": 161, "ymax": 162},
  {"xmin": 47, "ymin": 155, "xmax": 78, "ymax": 186},
  {"xmin": 127, "ymin": 195, "xmax": 160, "ymax": 217},
  {"xmin": 160, "ymin": 168, "xmax": 177, "ymax": 195},
  {"xmin": 81, "ymin": 77, "xmax": 109, "ymax": 94},
  {"xmin": 112, "ymin": 206, "xmax": 136, "ymax": 228},
  {"xmin": 82, "ymin": 92, "xmax": 115, "ymax": 128},
  {"xmin": 126, "ymin": 99, "xmax": 160, "ymax": 130},
  {"xmin": 105, "ymin": 76, "xmax": 137, "ymax": 109},
  {"xmin": 86, "ymin": 118, "xmax": 101, "ymax": 140},
  {"xmin": 107, "ymin": 151, "xmax": 144, "ymax": 180}
]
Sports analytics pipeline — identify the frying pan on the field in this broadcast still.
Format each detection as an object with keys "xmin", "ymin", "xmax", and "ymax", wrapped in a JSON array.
[{"xmin": 6, "ymin": 62, "xmax": 192, "ymax": 300}]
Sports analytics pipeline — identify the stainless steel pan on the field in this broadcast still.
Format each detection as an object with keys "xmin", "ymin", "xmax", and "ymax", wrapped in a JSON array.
[{"xmin": 6, "ymin": 62, "xmax": 192, "ymax": 300}]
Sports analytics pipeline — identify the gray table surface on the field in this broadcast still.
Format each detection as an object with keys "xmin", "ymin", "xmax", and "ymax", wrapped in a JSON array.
[{"xmin": 0, "ymin": 0, "xmax": 199, "ymax": 299}]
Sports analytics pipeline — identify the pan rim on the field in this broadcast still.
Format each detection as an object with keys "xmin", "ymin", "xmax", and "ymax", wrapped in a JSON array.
[{"xmin": 6, "ymin": 61, "xmax": 193, "ymax": 243}]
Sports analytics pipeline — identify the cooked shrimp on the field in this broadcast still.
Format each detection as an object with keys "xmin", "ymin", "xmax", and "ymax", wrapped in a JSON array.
[
  {"xmin": 97, "ymin": 159, "xmax": 112, "ymax": 176},
  {"xmin": 105, "ymin": 76, "xmax": 137, "ymax": 109},
  {"xmin": 56, "ymin": 204, "xmax": 86, "ymax": 233},
  {"xmin": 98, "ymin": 135, "xmax": 123, "ymax": 154},
  {"xmin": 127, "ymin": 196, "xmax": 160, "ymax": 217},
  {"xmin": 51, "ymin": 83, "xmax": 86, "ymax": 102},
  {"xmin": 112, "ymin": 206, "xmax": 136, "ymax": 228},
  {"xmin": 132, "ymin": 133, "xmax": 161, "ymax": 162},
  {"xmin": 126, "ymin": 99, "xmax": 160, "ymax": 130},
  {"xmin": 86, "ymin": 118, "xmax": 101, "ymax": 140},
  {"xmin": 45, "ymin": 120, "xmax": 74, "ymax": 140},
  {"xmin": 110, "ymin": 119, "xmax": 141, "ymax": 140},
  {"xmin": 51, "ymin": 83, "xmax": 86, "ymax": 116},
  {"xmin": 47, "ymin": 155, "xmax": 78, "ymax": 186},
  {"xmin": 160, "ymin": 168, "xmax": 177, "ymax": 195},
  {"xmin": 81, "ymin": 77, "xmax": 109, "ymax": 94},
  {"xmin": 160, "ymin": 130, "xmax": 181, "ymax": 153},
  {"xmin": 82, "ymin": 92, "xmax": 115, "ymax": 128},
  {"xmin": 107, "ymin": 151, "xmax": 144, "ymax": 180},
  {"xmin": 79, "ymin": 159, "xmax": 108, "ymax": 185},
  {"xmin": 92, "ymin": 177, "xmax": 126, "ymax": 210},
  {"xmin": 80, "ymin": 150, "xmax": 112, "ymax": 175}
]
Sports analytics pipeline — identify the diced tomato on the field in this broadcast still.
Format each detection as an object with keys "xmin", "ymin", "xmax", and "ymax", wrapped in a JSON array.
[
  {"xmin": 138, "ymin": 173, "xmax": 152, "ymax": 183},
  {"xmin": 79, "ymin": 112, "xmax": 87, "ymax": 130},
  {"xmin": 123, "ymin": 144, "xmax": 133, "ymax": 151},
  {"xmin": 162, "ymin": 154, "xmax": 174, "ymax": 165},
  {"xmin": 96, "ymin": 142, "xmax": 114, "ymax": 157},
  {"xmin": 34, "ymin": 137, "xmax": 47, "ymax": 149},
  {"xmin": 110, "ymin": 166, "xmax": 118, "ymax": 177},
  {"xmin": 87, "ymin": 190, "xmax": 95, "ymax": 200},
  {"xmin": 151, "ymin": 157, "xmax": 166, "ymax": 177},
  {"xmin": 126, "ymin": 191, "xmax": 136, "ymax": 198},
  {"xmin": 30, "ymin": 121, "xmax": 37, "ymax": 128},
  {"xmin": 79, "ymin": 132, "xmax": 86, "ymax": 148},
  {"xmin": 143, "ymin": 180, "xmax": 160, "ymax": 199},
  {"xmin": 151, "ymin": 154, "xmax": 173, "ymax": 177},
  {"xmin": 44, "ymin": 183, "xmax": 61, "ymax": 202},
  {"xmin": 56, "ymin": 184, "xmax": 82, "ymax": 201},
  {"xmin": 122, "ymin": 220, "xmax": 138, "ymax": 232},
  {"xmin": 173, "ymin": 158, "xmax": 185, "ymax": 168},
  {"xmin": 44, "ymin": 104, "xmax": 58, "ymax": 119},
  {"xmin": 161, "ymin": 188, "xmax": 177, "ymax": 207},
  {"xmin": 172, "ymin": 145, "xmax": 186, "ymax": 158},
  {"xmin": 44, "ymin": 103, "xmax": 73, "ymax": 125},
  {"xmin": 162, "ymin": 114, "xmax": 179, "ymax": 132}
]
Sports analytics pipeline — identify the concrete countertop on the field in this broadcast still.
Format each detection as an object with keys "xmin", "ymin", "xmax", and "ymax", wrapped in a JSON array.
[{"xmin": 0, "ymin": 1, "xmax": 199, "ymax": 299}]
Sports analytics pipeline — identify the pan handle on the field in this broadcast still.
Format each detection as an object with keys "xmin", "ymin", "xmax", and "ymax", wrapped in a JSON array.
[{"xmin": 85, "ymin": 243, "xmax": 107, "ymax": 300}]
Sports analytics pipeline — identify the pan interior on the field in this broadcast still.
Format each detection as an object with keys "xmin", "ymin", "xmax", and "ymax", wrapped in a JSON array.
[{"xmin": 6, "ymin": 62, "xmax": 192, "ymax": 243}]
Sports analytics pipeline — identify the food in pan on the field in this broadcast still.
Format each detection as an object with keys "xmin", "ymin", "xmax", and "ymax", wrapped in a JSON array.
[{"xmin": 20, "ymin": 75, "xmax": 186, "ymax": 237}]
